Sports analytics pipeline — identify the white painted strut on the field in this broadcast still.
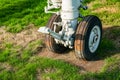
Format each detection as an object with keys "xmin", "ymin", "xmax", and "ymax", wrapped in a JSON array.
[
  {"xmin": 38, "ymin": 0, "xmax": 87, "ymax": 48},
  {"xmin": 38, "ymin": 27, "xmax": 63, "ymax": 40},
  {"xmin": 61, "ymin": 0, "xmax": 81, "ymax": 30},
  {"xmin": 61, "ymin": 0, "xmax": 80, "ymax": 20}
]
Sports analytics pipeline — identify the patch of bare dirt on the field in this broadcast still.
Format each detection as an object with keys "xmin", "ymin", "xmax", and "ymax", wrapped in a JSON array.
[
  {"xmin": 1, "ymin": 25, "xmax": 119, "ymax": 73},
  {"xmin": 0, "ymin": 25, "xmax": 104, "ymax": 73},
  {"xmin": 93, "ymin": 7, "xmax": 118, "ymax": 13},
  {"xmin": 39, "ymin": 48, "xmax": 104, "ymax": 73},
  {"xmin": 0, "ymin": 24, "xmax": 44, "ymax": 48},
  {"xmin": 0, "ymin": 62, "xmax": 13, "ymax": 72},
  {"xmin": 39, "ymin": 25, "xmax": 120, "ymax": 73}
]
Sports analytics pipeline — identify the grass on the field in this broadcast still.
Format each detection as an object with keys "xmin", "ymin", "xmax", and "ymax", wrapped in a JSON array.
[
  {"xmin": 0, "ymin": 0, "xmax": 120, "ymax": 32},
  {"xmin": 0, "ymin": 0, "xmax": 120, "ymax": 80},
  {"xmin": 0, "ymin": 0, "xmax": 51, "ymax": 33},
  {"xmin": 0, "ymin": 40, "xmax": 120, "ymax": 80}
]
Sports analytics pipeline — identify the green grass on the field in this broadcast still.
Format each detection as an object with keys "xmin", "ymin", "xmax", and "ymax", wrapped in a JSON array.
[
  {"xmin": 0, "ymin": 0, "xmax": 51, "ymax": 33},
  {"xmin": 81, "ymin": 0, "xmax": 120, "ymax": 25},
  {"xmin": 0, "ymin": 0, "xmax": 120, "ymax": 33},
  {"xmin": 0, "ymin": 40, "xmax": 120, "ymax": 80},
  {"xmin": 0, "ymin": 0, "xmax": 120, "ymax": 80}
]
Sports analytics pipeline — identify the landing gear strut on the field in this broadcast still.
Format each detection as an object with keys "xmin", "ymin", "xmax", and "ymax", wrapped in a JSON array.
[{"xmin": 38, "ymin": 0, "xmax": 102, "ymax": 60}]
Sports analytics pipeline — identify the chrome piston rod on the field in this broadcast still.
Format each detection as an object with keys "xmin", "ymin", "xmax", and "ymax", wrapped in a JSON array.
[{"xmin": 38, "ymin": 27, "xmax": 63, "ymax": 40}]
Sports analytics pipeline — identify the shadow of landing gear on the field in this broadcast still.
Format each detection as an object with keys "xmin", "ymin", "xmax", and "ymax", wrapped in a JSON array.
[
  {"xmin": 39, "ymin": 26, "xmax": 119, "ymax": 72},
  {"xmin": 97, "ymin": 26, "xmax": 120, "ymax": 60}
]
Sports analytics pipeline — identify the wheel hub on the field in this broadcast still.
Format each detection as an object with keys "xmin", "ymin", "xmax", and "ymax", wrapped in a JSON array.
[
  {"xmin": 93, "ymin": 35, "xmax": 98, "ymax": 43},
  {"xmin": 89, "ymin": 25, "xmax": 101, "ymax": 53}
]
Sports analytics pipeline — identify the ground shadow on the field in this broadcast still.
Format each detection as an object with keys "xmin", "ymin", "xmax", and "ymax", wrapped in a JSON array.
[
  {"xmin": 42, "ymin": 26, "xmax": 120, "ymax": 61},
  {"xmin": 96, "ymin": 26, "xmax": 120, "ymax": 60}
]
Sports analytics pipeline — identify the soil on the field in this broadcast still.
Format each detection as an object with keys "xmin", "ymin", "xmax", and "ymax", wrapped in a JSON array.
[
  {"xmin": 39, "ymin": 48, "xmax": 104, "ymax": 73},
  {"xmin": 0, "ymin": 25, "xmax": 120, "ymax": 73}
]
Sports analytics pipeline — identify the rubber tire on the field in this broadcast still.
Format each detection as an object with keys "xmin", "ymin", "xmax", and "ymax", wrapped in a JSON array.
[
  {"xmin": 45, "ymin": 14, "xmax": 68, "ymax": 53},
  {"xmin": 74, "ymin": 15, "xmax": 102, "ymax": 60}
]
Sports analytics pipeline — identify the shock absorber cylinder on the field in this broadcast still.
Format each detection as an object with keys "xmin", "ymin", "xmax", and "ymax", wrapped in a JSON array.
[
  {"xmin": 38, "ymin": 0, "xmax": 83, "ymax": 48},
  {"xmin": 61, "ymin": 0, "xmax": 81, "ymax": 30},
  {"xmin": 59, "ymin": 0, "xmax": 81, "ymax": 47}
]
